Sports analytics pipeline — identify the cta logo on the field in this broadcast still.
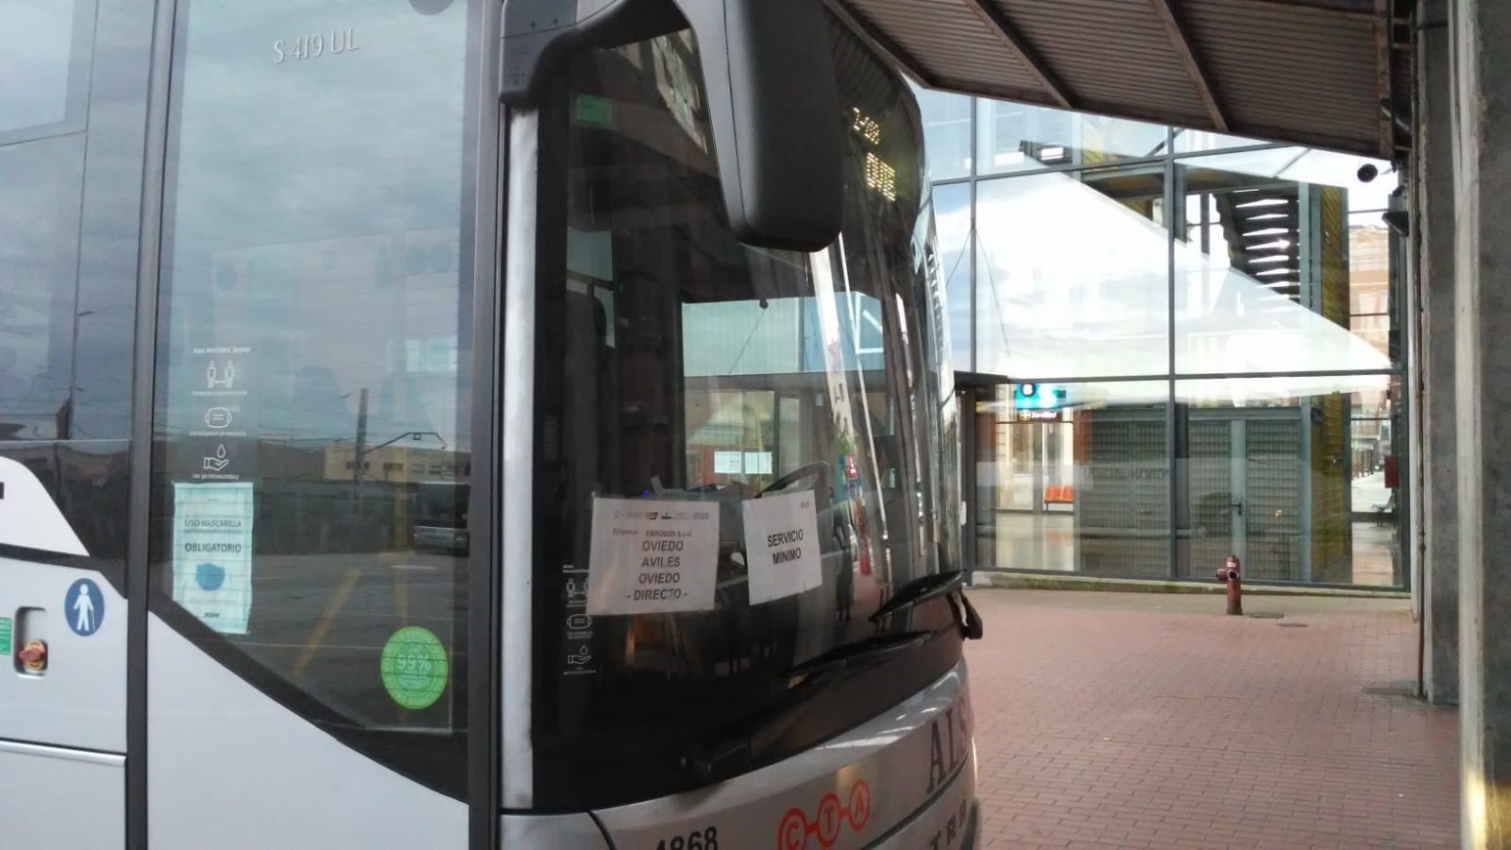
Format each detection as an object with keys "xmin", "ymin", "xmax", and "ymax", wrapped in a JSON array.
[{"xmin": 777, "ymin": 780, "xmax": 871, "ymax": 850}]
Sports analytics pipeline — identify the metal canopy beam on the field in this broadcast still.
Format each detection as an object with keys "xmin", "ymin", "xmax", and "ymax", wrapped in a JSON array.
[
  {"xmin": 1251, "ymin": 0, "xmax": 1373, "ymax": 13},
  {"xmin": 1148, "ymin": 0, "xmax": 1230, "ymax": 131},
  {"xmin": 1372, "ymin": 0, "xmax": 1395, "ymax": 156},
  {"xmin": 959, "ymin": 0, "xmax": 1074, "ymax": 109}
]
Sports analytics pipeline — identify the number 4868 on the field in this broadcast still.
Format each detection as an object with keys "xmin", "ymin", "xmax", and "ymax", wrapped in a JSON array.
[{"xmin": 656, "ymin": 826, "xmax": 718, "ymax": 850}]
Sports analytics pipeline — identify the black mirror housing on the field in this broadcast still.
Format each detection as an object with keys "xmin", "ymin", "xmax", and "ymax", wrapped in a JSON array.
[
  {"xmin": 670, "ymin": 0, "xmax": 843, "ymax": 251},
  {"xmin": 501, "ymin": 0, "xmax": 844, "ymax": 252}
]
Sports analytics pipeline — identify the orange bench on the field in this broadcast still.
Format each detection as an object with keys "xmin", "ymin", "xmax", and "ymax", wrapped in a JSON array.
[{"xmin": 1043, "ymin": 484, "xmax": 1075, "ymax": 506}]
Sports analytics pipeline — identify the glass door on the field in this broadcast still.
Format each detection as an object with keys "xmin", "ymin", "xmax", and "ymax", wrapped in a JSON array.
[
  {"xmin": 145, "ymin": 0, "xmax": 481, "ymax": 845},
  {"xmin": 1181, "ymin": 410, "xmax": 1306, "ymax": 580}
]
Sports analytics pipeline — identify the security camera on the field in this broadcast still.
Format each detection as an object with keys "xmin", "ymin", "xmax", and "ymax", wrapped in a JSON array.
[{"xmin": 1357, "ymin": 163, "xmax": 1379, "ymax": 183}]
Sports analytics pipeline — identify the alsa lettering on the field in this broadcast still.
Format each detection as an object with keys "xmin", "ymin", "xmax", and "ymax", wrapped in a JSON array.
[{"xmin": 926, "ymin": 704, "xmax": 971, "ymax": 794}]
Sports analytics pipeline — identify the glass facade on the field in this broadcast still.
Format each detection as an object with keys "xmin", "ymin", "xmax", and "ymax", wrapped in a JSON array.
[{"xmin": 921, "ymin": 88, "xmax": 1406, "ymax": 588}]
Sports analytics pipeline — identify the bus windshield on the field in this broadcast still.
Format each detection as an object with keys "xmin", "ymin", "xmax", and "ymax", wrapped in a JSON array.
[{"xmin": 529, "ymin": 12, "xmax": 962, "ymax": 809}]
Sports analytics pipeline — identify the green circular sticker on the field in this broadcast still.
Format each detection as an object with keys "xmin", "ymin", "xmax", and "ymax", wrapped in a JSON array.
[{"xmin": 380, "ymin": 626, "xmax": 448, "ymax": 710}]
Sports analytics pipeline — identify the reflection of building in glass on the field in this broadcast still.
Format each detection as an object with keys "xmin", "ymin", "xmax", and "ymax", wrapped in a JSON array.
[
  {"xmin": 923, "ymin": 87, "xmax": 1405, "ymax": 588},
  {"xmin": 680, "ymin": 294, "xmax": 887, "ymax": 490},
  {"xmin": 322, "ymin": 442, "xmax": 463, "ymax": 482}
]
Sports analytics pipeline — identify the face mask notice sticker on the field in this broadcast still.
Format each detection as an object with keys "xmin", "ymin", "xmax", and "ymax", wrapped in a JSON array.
[
  {"xmin": 380, "ymin": 626, "xmax": 449, "ymax": 710},
  {"xmin": 586, "ymin": 497, "xmax": 718, "ymax": 616},
  {"xmin": 170, "ymin": 482, "xmax": 255, "ymax": 634},
  {"xmin": 742, "ymin": 489, "xmax": 822, "ymax": 604}
]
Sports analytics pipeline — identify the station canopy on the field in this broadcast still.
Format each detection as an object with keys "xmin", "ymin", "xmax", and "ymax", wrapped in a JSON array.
[{"xmin": 828, "ymin": 0, "xmax": 1410, "ymax": 159}]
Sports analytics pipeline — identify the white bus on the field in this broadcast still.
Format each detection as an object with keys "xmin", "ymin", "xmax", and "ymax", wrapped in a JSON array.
[{"xmin": 0, "ymin": 0, "xmax": 980, "ymax": 846}]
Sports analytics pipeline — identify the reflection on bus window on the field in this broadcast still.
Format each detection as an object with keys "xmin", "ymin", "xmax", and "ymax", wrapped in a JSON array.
[{"xmin": 149, "ymin": 0, "xmax": 472, "ymax": 795}]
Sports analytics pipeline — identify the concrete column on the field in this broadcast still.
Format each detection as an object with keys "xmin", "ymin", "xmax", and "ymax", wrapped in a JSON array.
[
  {"xmin": 1449, "ymin": 0, "xmax": 1511, "ymax": 844},
  {"xmin": 1417, "ymin": 0, "xmax": 1458, "ymax": 707}
]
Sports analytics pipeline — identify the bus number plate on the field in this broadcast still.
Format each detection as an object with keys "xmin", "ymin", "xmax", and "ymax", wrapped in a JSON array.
[{"xmin": 656, "ymin": 826, "xmax": 718, "ymax": 850}]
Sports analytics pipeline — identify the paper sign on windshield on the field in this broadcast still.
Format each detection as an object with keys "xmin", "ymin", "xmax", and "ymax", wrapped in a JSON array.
[
  {"xmin": 587, "ymin": 497, "xmax": 718, "ymax": 615},
  {"xmin": 171, "ymin": 482, "xmax": 255, "ymax": 634},
  {"xmin": 742, "ymin": 489, "xmax": 822, "ymax": 604}
]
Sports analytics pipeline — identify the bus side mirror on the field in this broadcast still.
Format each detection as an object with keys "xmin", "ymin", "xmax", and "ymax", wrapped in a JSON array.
[
  {"xmin": 501, "ymin": 0, "xmax": 844, "ymax": 252},
  {"xmin": 671, "ymin": 0, "xmax": 843, "ymax": 251}
]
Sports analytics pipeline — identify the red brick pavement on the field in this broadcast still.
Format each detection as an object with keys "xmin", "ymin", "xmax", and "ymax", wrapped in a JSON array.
[{"xmin": 964, "ymin": 590, "xmax": 1459, "ymax": 849}]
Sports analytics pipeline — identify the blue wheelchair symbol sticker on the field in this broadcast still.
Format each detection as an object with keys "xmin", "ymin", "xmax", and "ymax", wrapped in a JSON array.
[{"xmin": 64, "ymin": 578, "xmax": 105, "ymax": 637}]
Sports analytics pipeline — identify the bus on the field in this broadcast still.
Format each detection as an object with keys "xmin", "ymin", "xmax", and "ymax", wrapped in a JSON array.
[
  {"xmin": 0, "ymin": 0, "xmax": 980, "ymax": 846},
  {"xmin": 414, "ymin": 480, "xmax": 470, "ymax": 554}
]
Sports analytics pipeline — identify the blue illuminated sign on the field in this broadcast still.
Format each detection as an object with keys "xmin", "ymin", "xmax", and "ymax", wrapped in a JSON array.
[{"xmin": 1013, "ymin": 383, "xmax": 1068, "ymax": 410}]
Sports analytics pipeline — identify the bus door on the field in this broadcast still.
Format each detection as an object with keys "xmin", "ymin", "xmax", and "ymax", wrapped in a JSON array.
[
  {"xmin": 1, "ymin": 0, "xmax": 152, "ymax": 845},
  {"xmin": 0, "ymin": 462, "xmax": 130, "ymax": 849},
  {"xmin": 143, "ymin": 0, "xmax": 486, "ymax": 846}
]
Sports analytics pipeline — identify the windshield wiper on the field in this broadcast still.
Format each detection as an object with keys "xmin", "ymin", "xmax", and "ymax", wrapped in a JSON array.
[
  {"xmin": 780, "ymin": 629, "xmax": 936, "ymax": 680},
  {"xmin": 870, "ymin": 569, "xmax": 985, "ymax": 640},
  {"xmin": 869, "ymin": 570, "xmax": 967, "ymax": 623},
  {"xmin": 948, "ymin": 589, "xmax": 985, "ymax": 640}
]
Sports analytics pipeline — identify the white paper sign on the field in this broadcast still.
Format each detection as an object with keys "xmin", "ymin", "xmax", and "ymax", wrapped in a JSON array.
[
  {"xmin": 713, "ymin": 451, "xmax": 743, "ymax": 474},
  {"xmin": 171, "ymin": 482, "xmax": 255, "ymax": 634},
  {"xmin": 742, "ymin": 489, "xmax": 822, "ymax": 604},
  {"xmin": 587, "ymin": 497, "xmax": 719, "ymax": 615},
  {"xmin": 743, "ymin": 451, "xmax": 773, "ymax": 474}
]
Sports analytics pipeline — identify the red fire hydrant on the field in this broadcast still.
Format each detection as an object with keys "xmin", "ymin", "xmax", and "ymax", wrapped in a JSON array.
[{"xmin": 1215, "ymin": 555, "xmax": 1242, "ymax": 616}]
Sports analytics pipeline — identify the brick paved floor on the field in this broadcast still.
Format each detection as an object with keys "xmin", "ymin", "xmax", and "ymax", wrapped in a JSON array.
[{"xmin": 964, "ymin": 590, "xmax": 1459, "ymax": 849}]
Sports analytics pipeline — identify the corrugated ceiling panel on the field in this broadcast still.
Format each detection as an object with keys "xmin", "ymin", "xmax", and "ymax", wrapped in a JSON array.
[
  {"xmin": 833, "ymin": 0, "xmax": 1395, "ymax": 156},
  {"xmin": 986, "ymin": 0, "xmax": 1208, "ymax": 120},
  {"xmin": 1183, "ymin": 0, "xmax": 1379, "ymax": 150},
  {"xmin": 846, "ymin": 0, "xmax": 1049, "ymax": 95}
]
